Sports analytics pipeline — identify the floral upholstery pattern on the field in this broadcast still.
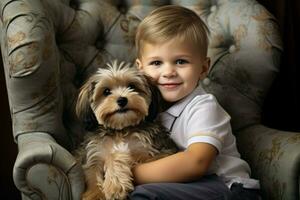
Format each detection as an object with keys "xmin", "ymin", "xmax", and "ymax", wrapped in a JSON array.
[
  {"xmin": 0, "ymin": 0, "xmax": 298, "ymax": 200},
  {"xmin": 237, "ymin": 125, "xmax": 300, "ymax": 200}
]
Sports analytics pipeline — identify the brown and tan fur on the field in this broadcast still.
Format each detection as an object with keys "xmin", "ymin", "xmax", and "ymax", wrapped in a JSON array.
[{"xmin": 74, "ymin": 60, "xmax": 177, "ymax": 200}]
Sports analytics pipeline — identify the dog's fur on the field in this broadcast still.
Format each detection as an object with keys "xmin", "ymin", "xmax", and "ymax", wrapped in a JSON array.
[{"xmin": 74, "ymin": 60, "xmax": 177, "ymax": 200}]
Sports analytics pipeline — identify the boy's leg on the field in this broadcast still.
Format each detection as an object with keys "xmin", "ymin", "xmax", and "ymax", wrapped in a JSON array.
[
  {"xmin": 230, "ymin": 183, "xmax": 261, "ymax": 200},
  {"xmin": 129, "ymin": 174, "xmax": 231, "ymax": 200}
]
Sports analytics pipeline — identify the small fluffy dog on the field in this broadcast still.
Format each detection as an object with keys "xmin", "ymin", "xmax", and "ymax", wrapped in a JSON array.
[{"xmin": 75, "ymin": 60, "xmax": 177, "ymax": 200}]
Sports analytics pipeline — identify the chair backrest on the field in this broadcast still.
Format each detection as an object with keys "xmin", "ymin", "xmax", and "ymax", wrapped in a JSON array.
[{"xmin": 0, "ymin": 0, "xmax": 282, "ymax": 148}]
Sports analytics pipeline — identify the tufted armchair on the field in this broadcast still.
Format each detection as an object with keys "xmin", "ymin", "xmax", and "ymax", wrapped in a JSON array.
[{"xmin": 1, "ymin": 0, "xmax": 299, "ymax": 200}]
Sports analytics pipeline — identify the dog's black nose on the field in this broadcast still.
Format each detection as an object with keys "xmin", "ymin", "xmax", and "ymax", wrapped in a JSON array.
[{"xmin": 117, "ymin": 97, "xmax": 128, "ymax": 108}]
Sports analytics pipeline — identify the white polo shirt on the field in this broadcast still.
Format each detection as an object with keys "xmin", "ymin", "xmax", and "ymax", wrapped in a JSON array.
[{"xmin": 157, "ymin": 86, "xmax": 260, "ymax": 189}]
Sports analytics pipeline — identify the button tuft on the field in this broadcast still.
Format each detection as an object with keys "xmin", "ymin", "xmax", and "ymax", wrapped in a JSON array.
[
  {"xmin": 203, "ymin": 78, "xmax": 211, "ymax": 86},
  {"xmin": 210, "ymin": 5, "xmax": 217, "ymax": 12},
  {"xmin": 229, "ymin": 45, "xmax": 236, "ymax": 53}
]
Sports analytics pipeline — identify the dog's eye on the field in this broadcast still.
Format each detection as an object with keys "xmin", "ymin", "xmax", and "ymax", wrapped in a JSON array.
[
  {"xmin": 103, "ymin": 88, "xmax": 111, "ymax": 96},
  {"xmin": 128, "ymin": 84, "xmax": 136, "ymax": 90}
]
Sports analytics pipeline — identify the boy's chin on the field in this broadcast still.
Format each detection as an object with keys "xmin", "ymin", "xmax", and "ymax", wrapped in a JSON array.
[{"xmin": 161, "ymin": 94, "xmax": 182, "ymax": 103}]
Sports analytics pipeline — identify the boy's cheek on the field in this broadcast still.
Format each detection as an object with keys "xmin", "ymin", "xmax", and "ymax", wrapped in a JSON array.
[
  {"xmin": 143, "ymin": 69, "xmax": 158, "ymax": 79},
  {"xmin": 157, "ymin": 85, "xmax": 164, "ymax": 93}
]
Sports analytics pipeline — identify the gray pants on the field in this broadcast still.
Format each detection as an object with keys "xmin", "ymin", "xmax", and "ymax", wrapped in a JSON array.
[{"xmin": 129, "ymin": 174, "xmax": 260, "ymax": 200}]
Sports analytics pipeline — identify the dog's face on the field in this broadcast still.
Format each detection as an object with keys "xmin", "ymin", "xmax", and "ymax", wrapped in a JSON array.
[{"xmin": 76, "ymin": 61, "xmax": 154, "ymax": 130}]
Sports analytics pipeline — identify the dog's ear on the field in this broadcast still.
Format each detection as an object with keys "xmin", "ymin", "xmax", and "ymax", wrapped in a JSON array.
[
  {"xmin": 82, "ymin": 110, "xmax": 98, "ymax": 131},
  {"xmin": 144, "ymin": 76, "xmax": 162, "ymax": 122},
  {"xmin": 76, "ymin": 79, "xmax": 99, "ymax": 131}
]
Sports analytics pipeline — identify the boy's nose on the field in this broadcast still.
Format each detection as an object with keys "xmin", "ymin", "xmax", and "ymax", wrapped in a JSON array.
[{"xmin": 162, "ymin": 64, "xmax": 176, "ymax": 77}]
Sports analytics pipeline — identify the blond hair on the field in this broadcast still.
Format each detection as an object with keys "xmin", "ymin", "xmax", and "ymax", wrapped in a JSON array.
[{"xmin": 135, "ymin": 5, "xmax": 209, "ymax": 58}]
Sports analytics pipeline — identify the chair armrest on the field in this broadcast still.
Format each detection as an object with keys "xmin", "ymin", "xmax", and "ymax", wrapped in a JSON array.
[
  {"xmin": 236, "ymin": 125, "xmax": 300, "ymax": 200},
  {"xmin": 14, "ymin": 132, "xmax": 85, "ymax": 200}
]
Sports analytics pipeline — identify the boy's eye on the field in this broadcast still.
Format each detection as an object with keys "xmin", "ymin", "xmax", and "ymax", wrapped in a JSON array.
[
  {"xmin": 176, "ymin": 59, "xmax": 188, "ymax": 65},
  {"xmin": 103, "ymin": 88, "xmax": 111, "ymax": 96},
  {"xmin": 150, "ymin": 60, "xmax": 162, "ymax": 66}
]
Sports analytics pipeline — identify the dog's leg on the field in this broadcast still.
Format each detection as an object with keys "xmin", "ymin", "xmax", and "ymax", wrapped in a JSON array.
[
  {"xmin": 82, "ymin": 165, "xmax": 105, "ymax": 200},
  {"xmin": 103, "ymin": 142, "xmax": 134, "ymax": 200}
]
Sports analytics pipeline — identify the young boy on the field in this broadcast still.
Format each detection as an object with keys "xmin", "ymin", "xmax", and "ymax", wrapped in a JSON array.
[{"xmin": 130, "ymin": 5, "xmax": 261, "ymax": 200}]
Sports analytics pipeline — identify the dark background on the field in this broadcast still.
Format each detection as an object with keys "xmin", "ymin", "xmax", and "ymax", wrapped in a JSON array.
[
  {"xmin": 259, "ymin": 0, "xmax": 300, "ymax": 132},
  {"xmin": 0, "ymin": 1, "xmax": 299, "ymax": 199}
]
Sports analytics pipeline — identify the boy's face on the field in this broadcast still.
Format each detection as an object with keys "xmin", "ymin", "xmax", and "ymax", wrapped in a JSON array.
[{"xmin": 136, "ymin": 38, "xmax": 210, "ymax": 103}]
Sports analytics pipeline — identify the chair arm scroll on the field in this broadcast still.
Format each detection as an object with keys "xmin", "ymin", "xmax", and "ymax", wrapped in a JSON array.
[
  {"xmin": 14, "ymin": 132, "xmax": 85, "ymax": 200},
  {"xmin": 237, "ymin": 125, "xmax": 300, "ymax": 200}
]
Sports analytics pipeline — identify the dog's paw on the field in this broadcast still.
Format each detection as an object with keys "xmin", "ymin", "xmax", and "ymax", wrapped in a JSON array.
[
  {"xmin": 82, "ymin": 188, "xmax": 105, "ymax": 200},
  {"xmin": 103, "ymin": 179, "xmax": 133, "ymax": 200}
]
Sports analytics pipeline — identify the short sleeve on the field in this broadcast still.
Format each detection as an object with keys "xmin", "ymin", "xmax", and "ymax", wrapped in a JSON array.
[{"xmin": 185, "ymin": 94, "xmax": 231, "ymax": 152}]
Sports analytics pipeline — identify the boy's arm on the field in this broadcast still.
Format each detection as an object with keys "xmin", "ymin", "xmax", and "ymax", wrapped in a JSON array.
[{"xmin": 133, "ymin": 142, "xmax": 217, "ymax": 185}]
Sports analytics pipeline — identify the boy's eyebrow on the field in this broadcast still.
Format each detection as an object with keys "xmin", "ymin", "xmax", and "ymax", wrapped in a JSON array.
[
  {"xmin": 173, "ymin": 54, "xmax": 192, "ymax": 58},
  {"xmin": 146, "ymin": 56, "xmax": 162, "ymax": 60},
  {"xmin": 176, "ymin": 54, "xmax": 191, "ymax": 57},
  {"xmin": 146, "ymin": 54, "xmax": 192, "ymax": 59}
]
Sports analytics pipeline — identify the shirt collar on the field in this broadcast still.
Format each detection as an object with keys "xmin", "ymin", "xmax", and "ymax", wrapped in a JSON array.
[{"xmin": 164, "ymin": 85, "xmax": 206, "ymax": 117}]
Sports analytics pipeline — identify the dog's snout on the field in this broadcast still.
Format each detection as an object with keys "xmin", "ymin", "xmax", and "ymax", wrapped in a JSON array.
[{"xmin": 117, "ymin": 97, "xmax": 128, "ymax": 108}]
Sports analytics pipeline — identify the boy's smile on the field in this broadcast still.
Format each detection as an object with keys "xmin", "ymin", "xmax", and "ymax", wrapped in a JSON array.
[
  {"xmin": 136, "ymin": 38, "xmax": 210, "ymax": 103},
  {"xmin": 159, "ymin": 82, "xmax": 183, "ymax": 90}
]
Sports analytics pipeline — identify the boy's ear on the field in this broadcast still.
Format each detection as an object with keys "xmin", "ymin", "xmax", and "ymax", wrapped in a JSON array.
[
  {"xmin": 136, "ymin": 59, "xmax": 143, "ymax": 70},
  {"xmin": 200, "ymin": 57, "xmax": 210, "ymax": 79},
  {"xmin": 206, "ymin": 57, "xmax": 211, "ymax": 69}
]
